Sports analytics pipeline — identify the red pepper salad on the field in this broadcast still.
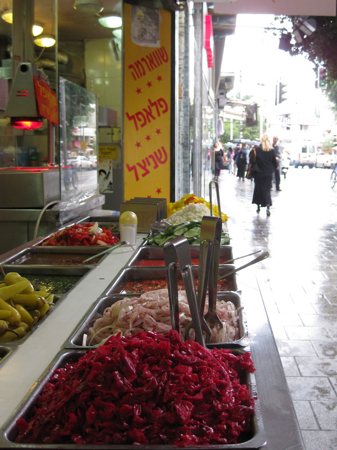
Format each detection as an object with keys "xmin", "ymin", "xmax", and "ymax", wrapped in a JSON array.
[{"xmin": 40, "ymin": 222, "xmax": 119, "ymax": 246}]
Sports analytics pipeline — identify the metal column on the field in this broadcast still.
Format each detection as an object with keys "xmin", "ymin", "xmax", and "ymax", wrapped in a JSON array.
[{"xmin": 192, "ymin": 3, "xmax": 203, "ymax": 197}]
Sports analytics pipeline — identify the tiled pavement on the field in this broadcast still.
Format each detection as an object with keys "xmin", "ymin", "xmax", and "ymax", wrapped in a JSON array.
[{"xmin": 211, "ymin": 166, "xmax": 337, "ymax": 450}]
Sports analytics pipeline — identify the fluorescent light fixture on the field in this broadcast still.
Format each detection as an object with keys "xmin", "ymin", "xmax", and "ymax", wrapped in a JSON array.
[
  {"xmin": 98, "ymin": 14, "xmax": 122, "ymax": 29},
  {"xmin": 74, "ymin": 0, "xmax": 104, "ymax": 15},
  {"xmin": 1, "ymin": 9, "xmax": 12, "ymax": 24},
  {"xmin": 112, "ymin": 28, "xmax": 122, "ymax": 39},
  {"xmin": 1, "ymin": 10, "xmax": 43, "ymax": 37},
  {"xmin": 34, "ymin": 35, "xmax": 56, "ymax": 48}
]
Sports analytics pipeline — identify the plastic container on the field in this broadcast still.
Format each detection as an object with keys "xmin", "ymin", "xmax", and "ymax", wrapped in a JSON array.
[{"xmin": 119, "ymin": 211, "xmax": 137, "ymax": 245}]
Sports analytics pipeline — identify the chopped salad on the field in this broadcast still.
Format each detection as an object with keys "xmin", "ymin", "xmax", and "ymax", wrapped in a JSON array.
[{"xmin": 40, "ymin": 222, "xmax": 119, "ymax": 246}]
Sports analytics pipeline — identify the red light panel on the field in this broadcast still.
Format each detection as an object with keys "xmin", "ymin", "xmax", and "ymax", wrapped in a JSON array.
[
  {"xmin": 15, "ymin": 90, "xmax": 30, "ymax": 97},
  {"xmin": 11, "ymin": 118, "xmax": 43, "ymax": 130}
]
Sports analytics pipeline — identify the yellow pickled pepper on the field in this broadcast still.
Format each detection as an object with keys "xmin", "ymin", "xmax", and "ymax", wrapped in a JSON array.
[
  {"xmin": 0, "ymin": 279, "xmax": 30, "ymax": 301},
  {"xmin": 4, "ymin": 272, "xmax": 34, "ymax": 294},
  {"xmin": 0, "ymin": 298, "xmax": 21, "ymax": 326}
]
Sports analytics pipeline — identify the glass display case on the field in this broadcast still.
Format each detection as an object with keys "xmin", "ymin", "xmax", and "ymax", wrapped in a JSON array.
[{"xmin": 59, "ymin": 77, "xmax": 98, "ymax": 201}]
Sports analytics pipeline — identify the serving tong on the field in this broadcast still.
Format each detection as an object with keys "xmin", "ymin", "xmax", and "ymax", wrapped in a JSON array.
[
  {"xmin": 218, "ymin": 250, "xmax": 270, "ymax": 280},
  {"xmin": 209, "ymin": 180, "xmax": 221, "ymax": 218},
  {"xmin": 198, "ymin": 216, "xmax": 224, "ymax": 342},
  {"xmin": 164, "ymin": 215, "xmax": 225, "ymax": 346},
  {"xmin": 164, "ymin": 236, "xmax": 205, "ymax": 346},
  {"xmin": 82, "ymin": 241, "xmax": 134, "ymax": 263}
]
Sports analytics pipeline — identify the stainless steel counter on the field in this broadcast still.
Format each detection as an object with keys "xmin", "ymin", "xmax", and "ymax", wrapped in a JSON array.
[{"xmin": 0, "ymin": 236, "xmax": 305, "ymax": 449}]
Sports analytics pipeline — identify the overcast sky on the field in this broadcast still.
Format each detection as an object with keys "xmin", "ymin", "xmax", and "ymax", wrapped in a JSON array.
[{"xmin": 222, "ymin": 14, "xmax": 317, "ymax": 103}]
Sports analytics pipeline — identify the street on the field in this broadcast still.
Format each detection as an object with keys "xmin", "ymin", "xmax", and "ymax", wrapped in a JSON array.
[
  {"xmin": 212, "ymin": 166, "xmax": 337, "ymax": 449},
  {"xmin": 61, "ymin": 168, "xmax": 98, "ymax": 201}
]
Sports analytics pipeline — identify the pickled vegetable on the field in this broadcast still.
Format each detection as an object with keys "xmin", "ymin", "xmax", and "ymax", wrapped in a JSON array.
[{"xmin": 0, "ymin": 271, "xmax": 56, "ymax": 343}]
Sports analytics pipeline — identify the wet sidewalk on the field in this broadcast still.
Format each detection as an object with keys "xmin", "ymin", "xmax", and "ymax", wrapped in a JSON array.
[{"xmin": 213, "ymin": 167, "xmax": 337, "ymax": 450}]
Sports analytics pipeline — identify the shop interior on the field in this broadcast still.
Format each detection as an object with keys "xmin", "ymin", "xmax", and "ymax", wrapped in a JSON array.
[
  {"xmin": 0, "ymin": 0, "xmax": 122, "ymax": 197},
  {"xmin": 0, "ymin": 0, "xmax": 124, "ymax": 253}
]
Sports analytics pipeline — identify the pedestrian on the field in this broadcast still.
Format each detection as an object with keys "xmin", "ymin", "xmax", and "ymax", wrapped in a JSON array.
[
  {"xmin": 213, "ymin": 141, "xmax": 225, "ymax": 181},
  {"xmin": 227, "ymin": 147, "xmax": 234, "ymax": 174},
  {"xmin": 272, "ymin": 136, "xmax": 282, "ymax": 191},
  {"xmin": 251, "ymin": 134, "xmax": 278, "ymax": 217},
  {"xmin": 235, "ymin": 146, "xmax": 247, "ymax": 181},
  {"xmin": 248, "ymin": 145, "xmax": 256, "ymax": 182},
  {"xmin": 233, "ymin": 144, "xmax": 240, "ymax": 175}
]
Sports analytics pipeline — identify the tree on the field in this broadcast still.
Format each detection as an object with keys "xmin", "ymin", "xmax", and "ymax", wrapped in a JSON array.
[{"xmin": 218, "ymin": 116, "xmax": 260, "ymax": 144}]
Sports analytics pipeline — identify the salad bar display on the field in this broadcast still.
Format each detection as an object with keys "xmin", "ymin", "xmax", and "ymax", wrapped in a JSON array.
[
  {"xmin": 67, "ymin": 291, "xmax": 247, "ymax": 348},
  {"xmin": 11, "ymin": 332, "xmax": 257, "ymax": 446},
  {"xmin": 129, "ymin": 243, "xmax": 233, "ymax": 267},
  {"xmin": 105, "ymin": 267, "xmax": 237, "ymax": 295},
  {"xmin": 0, "ymin": 269, "xmax": 57, "ymax": 344},
  {"xmin": 0, "ymin": 265, "xmax": 91, "ymax": 344},
  {"xmin": 0, "ymin": 196, "xmax": 305, "ymax": 450},
  {"xmin": 39, "ymin": 222, "xmax": 120, "ymax": 247},
  {"xmin": 144, "ymin": 220, "xmax": 230, "ymax": 246},
  {"xmin": 0, "ymin": 247, "xmax": 107, "ymax": 266},
  {"xmin": 3, "ymin": 344, "xmax": 264, "ymax": 449}
]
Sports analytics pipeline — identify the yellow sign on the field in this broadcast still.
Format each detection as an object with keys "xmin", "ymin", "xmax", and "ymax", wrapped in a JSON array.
[
  {"xmin": 123, "ymin": 4, "xmax": 171, "ymax": 202},
  {"xmin": 99, "ymin": 146, "xmax": 118, "ymax": 159}
]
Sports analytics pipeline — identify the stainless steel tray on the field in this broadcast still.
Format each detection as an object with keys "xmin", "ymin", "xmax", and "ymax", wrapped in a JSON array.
[
  {"xmin": 1, "ymin": 348, "xmax": 266, "ymax": 449},
  {"xmin": 0, "ymin": 246, "xmax": 111, "ymax": 266},
  {"xmin": 0, "ymin": 265, "xmax": 92, "ymax": 295},
  {"xmin": 0, "ymin": 265, "xmax": 80, "ymax": 346},
  {"xmin": 104, "ymin": 266, "xmax": 238, "ymax": 295},
  {"xmin": 128, "ymin": 245, "xmax": 233, "ymax": 267},
  {"xmin": 32, "ymin": 219, "xmax": 119, "ymax": 247},
  {"xmin": 64, "ymin": 291, "xmax": 248, "ymax": 349},
  {"xmin": 0, "ymin": 293, "xmax": 62, "ymax": 347},
  {"xmin": 0, "ymin": 346, "xmax": 15, "ymax": 365}
]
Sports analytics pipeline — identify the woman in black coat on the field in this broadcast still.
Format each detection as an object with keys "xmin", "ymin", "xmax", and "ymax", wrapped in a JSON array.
[
  {"xmin": 251, "ymin": 134, "xmax": 278, "ymax": 216},
  {"xmin": 235, "ymin": 148, "xmax": 247, "ymax": 181},
  {"xmin": 214, "ymin": 142, "xmax": 225, "ymax": 181}
]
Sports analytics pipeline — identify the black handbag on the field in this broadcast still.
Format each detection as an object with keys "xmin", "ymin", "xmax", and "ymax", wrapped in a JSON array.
[
  {"xmin": 221, "ymin": 157, "xmax": 228, "ymax": 170},
  {"xmin": 246, "ymin": 149, "xmax": 260, "ymax": 179}
]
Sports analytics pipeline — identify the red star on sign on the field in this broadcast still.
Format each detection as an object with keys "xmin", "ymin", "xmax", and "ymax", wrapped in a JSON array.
[
  {"xmin": 136, "ymin": 88, "xmax": 142, "ymax": 94},
  {"xmin": 157, "ymin": 75, "xmax": 162, "ymax": 82},
  {"xmin": 156, "ymin": 188, "xmax": 162, "ymax": 194},
  {"xmin": 147, "ymin": 195, "xmax": 152, "ymax": 198},
  {"xmin": 155, "ymin": 129, "xmax": 161, "ymax": 134},
  {"xmin": 135, "ymin": 142, "xmax": 141, "ymax": 148},
  {"xmin": 145, "ymin": 135, "xmax": 151, "ymax": 141},
  {"xmin": 147, "ymin": 81, "xmax": 152, "ymax": 88}
]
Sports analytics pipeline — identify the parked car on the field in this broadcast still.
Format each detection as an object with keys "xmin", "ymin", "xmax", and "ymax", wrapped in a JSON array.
[
  {"xmin": 316, "ymin": 152, "xmax": 337, "ymax": 169},
  {"xmin": 68, "ymin": 156, "xmax": 93, "ymax": 170},
  {"xmin": 293, "ymin": 143, "xmax": 317, "ymax": 169},
  {"xmin": 89, "ymin": 156, "xmax": 97, "ymax": 169}
]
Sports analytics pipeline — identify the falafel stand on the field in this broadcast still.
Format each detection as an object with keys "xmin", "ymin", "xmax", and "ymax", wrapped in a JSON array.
[{"xmin": 0, "ymin": 213, "xmax": 305, "ymax": 450}]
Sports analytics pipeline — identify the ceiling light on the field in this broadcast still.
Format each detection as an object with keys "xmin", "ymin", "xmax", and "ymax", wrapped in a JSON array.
[
  {"xmin": 34, "ymin": 35, "xmax": 56, "ymax": 48},
  {"xmin": 112, "ymin": 28, "xmax": 122, "ymax": 39},
  {"xmin": 1, "ymin": 9, "xmax": 12, "ymax": 24},
  {"xmin": 33, "ymin": 24, "xmax": 43, "ymax": 37},
  {"xmin": 1, "ymin": 10, "xmax": 44, "ymax": 37},
  {"xmin": 98, "ymin": 14, "xmax": 122, "ymax": 29},
  {"xmin": 74, "ymin": 0, "xmax": 104, "ymax": 15}
]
